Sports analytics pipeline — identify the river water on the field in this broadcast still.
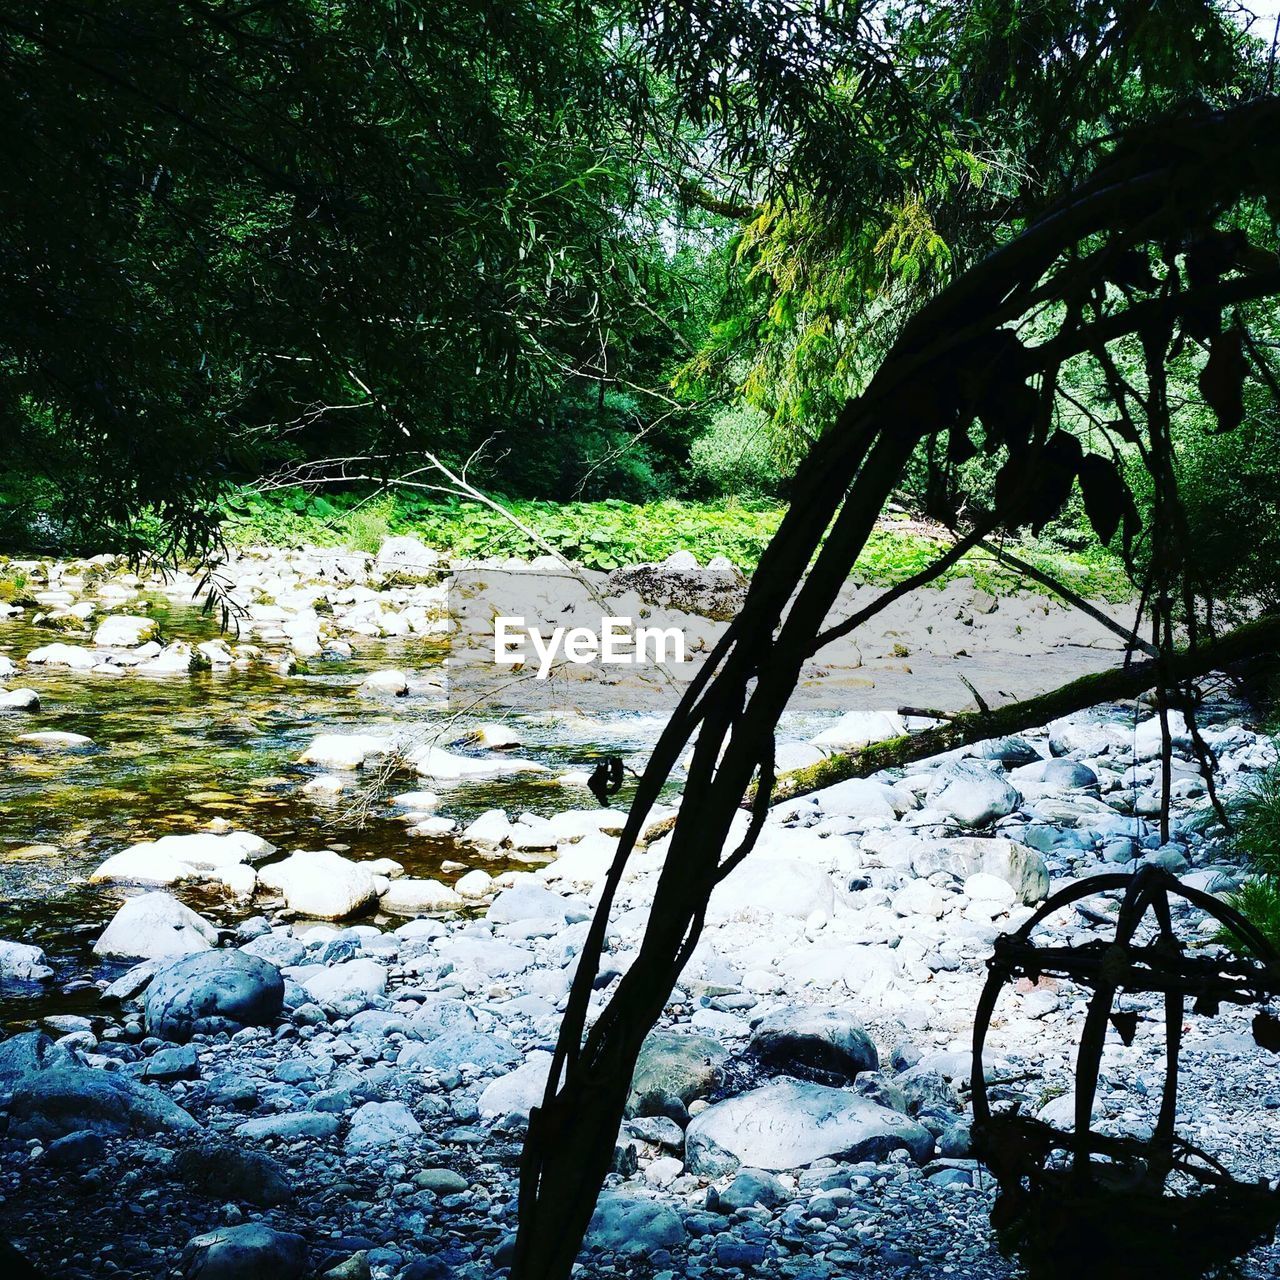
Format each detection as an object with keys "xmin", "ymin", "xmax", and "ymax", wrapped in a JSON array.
[{"xmin": 0, "ymin": 570, "xmax": 1128, "ymax": 1027}]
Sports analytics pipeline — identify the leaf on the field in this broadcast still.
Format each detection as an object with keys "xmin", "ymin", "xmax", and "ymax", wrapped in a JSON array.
[
  {"xmin": 1077, "ymin": 453, "xmax": 1131, "ymax": 545},
  {"xmin": 1253, "ymin": 1011, "xmax": 1280, "ymax": 1053},
  {"xmin": 1199, "ymin": 324, "xmax": 1249, "ymax": 434},
  {"xmin": 1108, "ymin": 249, "xmax": 1159, "ymax": 292},
  {"xmin": 587, "ymin": 756, "xmax": 625, "ymax": 807},
  {"xmin": 1109, "ymin": 1010, "xmax": 1139, "ymax": 1045},
  {"xmin": 947, "ymin": 420, "xmax": 978, "ymax": 464}
]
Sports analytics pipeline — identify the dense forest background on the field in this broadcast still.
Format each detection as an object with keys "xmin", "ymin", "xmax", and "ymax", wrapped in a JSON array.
[{"xmin": 2, "ymin": 1, "xmax": 1280, "ymax": 611}]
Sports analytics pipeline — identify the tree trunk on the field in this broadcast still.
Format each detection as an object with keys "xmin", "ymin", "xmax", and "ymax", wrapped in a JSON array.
[{"xmin": 767, "ymin": 612, "xmax": 1280, "ymax": 804}]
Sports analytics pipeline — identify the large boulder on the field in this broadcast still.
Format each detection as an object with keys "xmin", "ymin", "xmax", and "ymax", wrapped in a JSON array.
[
  {"xmin": 606, "ymin": 554, "xmax": 746, "ymax": 622},
  {"xmin": 144, "ymin": 950, "xmax": 284, "ymax": 1042},
  {"xmin": 91, "ymin": 831, "xmax": 274, "ymax": 886},
  {"xmin": 93, "ymin": 892, "xmax": 219, "ymax": 961},
  {"xmin": 627, "ymin": 1031, "xmax": 728, "ymax": 1117},
  {"xmin": 685, "ymin": 1079, "xmax": 933, "ymax": 1175},
  {"xmin": 0, "ymin": 940, "xmax": 54, "ymax": 982},
  {"xmin": 708, "ymin": 857, "xmax": 837, "ymax": 922},
  {"xmin": 8, "ymin": 1066, "xmax": 201, "ymax": 1139},
  {"xmin": 181, "ymin": 1224, "xmax": 307, "ymax": 1280},
  {"xmin": 748, "ymin": 1007, "xmax": 878, "ymax": 1083},
  {"xmin": 299, "ymin": 958, "xmax": 387, "ymax": 1016},
  {"xmin": 258, "ymin": 849, "xmax": 379, "ymax": 919},
  {"xmin": 910, "ymin": 836, "xmax": 1049, "ymax": 904},
  {"xmin": 0, "ymin": 1031, "xmax": 77, "ymax": 1090},
  {"xmin": 584, "ymin": 1192, "xmax": 685, "ymax": 1257},
  {"xmin": 93, "ymin": 614, "xmax": 158, "ymax": 647},
  {"xmin": 925, "ymin": 760, "xmax": 1020, "ymax": 828}
]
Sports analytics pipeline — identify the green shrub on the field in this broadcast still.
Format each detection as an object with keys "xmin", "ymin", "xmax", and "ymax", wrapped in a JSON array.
[
  {"xmin": 1226, "ymin": 764, "xmax": 1280, "ymax": 881},
  {"xmin": 1222, "ymin": 876, "xmax": 1280, "ymax": 959},
  {"xmin": 688, "ymin": 404, "xmax": 794, "ymax": 498}
]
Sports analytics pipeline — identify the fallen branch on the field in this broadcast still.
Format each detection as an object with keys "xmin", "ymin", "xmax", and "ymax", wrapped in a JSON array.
[{"xmin": 765, "ymin": 613, "xmax": 1280, "ymax": 804}]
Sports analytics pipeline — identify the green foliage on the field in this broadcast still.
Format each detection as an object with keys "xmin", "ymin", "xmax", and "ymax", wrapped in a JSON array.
[
  {"xmin": 1218, "ymin": 761, "xmax": 1280, "ymax": 959},
  {"xmin": 0, "ymin": 1, "xmax": 717, "ymax": 554},
  {"xmin": 688, "ymin": 405, "xmax": 795, "ymax": 498},
  {"xmin": 224, "ymin": 488, "xmax": 1130, "ymax": 594},
  {"xmin": 1226, "ymin": 764, "xmax": 1280, "ymax": 881},
  {"xmin": 677, "ymin": 0, "xmax": 1255, "ymax": 447},
  {"xmin": 1223, "ymin": 876, "xmax": 1280, "ymax": 959}
]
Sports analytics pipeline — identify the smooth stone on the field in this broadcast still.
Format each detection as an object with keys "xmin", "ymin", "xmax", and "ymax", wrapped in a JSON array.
[
  {"xmin": 748, "ymin": 1007, "xmax": 879, "ymax": 1082},
  {"xmin": 259, "ymin": 849, "xmax": 380, "ymax": 920},
  {"xmin": 476, "ymin": 1051, "xmax": 554, "ymax": 1120},
  {"xmin": 378, "ymin": 878, "xmax": 463, "ymax": 914},
  {"xmin": 93, "ymin": 892, "xmax": 219, "ymax": 961},
  {"xmin": 236, "ymin": 1112, "xmax": 341, "ymax": 1142},
  {"xmin": 181, "ymin": 1223, "xmax": 307, "ymax": 1280},
  {"xmin": 8, "ymin": 1066, "xmax": 201, "ymax": 1139},
  {"xmin": 93, "ymin": 614, "xmax": 159, "ymax": 647},
  {"xmin": 144, "ymin": 950, "xmax": 284, "ymax": 1042},
  {"xmin": 299, "ymin": 959, "xmax": 387, "ymax": 1016},
  {"xmin": 911, "ymin": 837, "xmax": 1049, "ymax": 904},
  {"xmin": 585, "ymin": 1192, "xmax": 686, "ymax": 1256},
  {"xmin": 345, "ymin": 1100, "xmax": 423, "ymax": 1152},
  {"xmin": 628, "ymin": 1031, "xmax": 728, "ymax": 1117},
  {"xmin": 0, "ymin": 939, "xmax": 54, "ymax": 982},
  {"xmin": 925, "ymin": 760, "xmax": 1019, "ymax": 828},
  {"xmin": 685, "ymin": 1079, "xmax": 934, "ymax": 1174}
]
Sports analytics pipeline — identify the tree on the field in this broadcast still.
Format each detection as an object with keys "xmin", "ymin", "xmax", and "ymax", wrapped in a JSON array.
[
  {"xmin": 0, "ymin": 1, "xmax": 713, "ymax": 550},
  {"xmin": 512, "ymin": 98, "xmax": 1280, "ymax": 1280}
]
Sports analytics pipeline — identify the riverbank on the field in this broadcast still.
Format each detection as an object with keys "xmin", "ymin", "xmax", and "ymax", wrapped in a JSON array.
[{"xmin": 0, "ymin": 540, "xmax": 1276, "ymax": 1279}]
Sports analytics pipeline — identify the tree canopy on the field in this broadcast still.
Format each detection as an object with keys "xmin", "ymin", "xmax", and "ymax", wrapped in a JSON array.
[{"xmin": 3, "ymin": 1, "xmax": 1276, "ymax": 566}]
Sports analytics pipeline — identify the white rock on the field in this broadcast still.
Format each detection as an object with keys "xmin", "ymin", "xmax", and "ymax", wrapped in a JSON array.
[
  {"xmin": 0, "ymin": 688, "xmax": 40, "ymax": 712},
  {"xmin": 298, "ymin": 733, "xmax": 394, "ymax": 771},
  {"xmin": 93, "ymin": 892, "xmax": 218, "ymax": 960},
  {"xmin": 375, "ymin": 536, "xmax": 440, "ymax": 581},
  {"xmin": 302, "ymin": 774, "xmax": 353, "ymax": 797},
  {"xmin": 26, "ymin": 643, "xmax": 97, "ymax": 670},
  {"xmin": 16, "ymin": 731, "xmax": 95, "ymax": 753},
  {"xmin": 135, "ymin": 641, "xmax": 201, "ymax": 675},
  {"xmin": 345, "ymin": 1100, "xmax": 422, "ymax": 1151},
  {"xmin": 258, "ymin": 849, "xmax": 380, "ymax": 919},
  {"xmin": 0, "ymin": 940, "xmax": 54, "ymax": 981},
  {"xmin": 463, "ymin": 809, "xmax": 512, "ymax": 847},
  {"xmin": 391, "ymin": 790, "xmax": 440, "ymax": 810},
  {"xmin": 92, "ymin": 615, "xmax": 158, "ymax": 647},
  {"xmin": 301, "ymin": 958, "xmax": 387, "ymax": 1015},
  {"xmin": 358, "ymin": 669, "xmax": 409, "ymax": 697},
  {"xmin": 964, "ymin": 871, "xmax": 1017, "ymax": 906},
  {"xmin": 893, "ymin": 879, "xmax": 945, "ymax": 918},
  {"xmin": 410, "ymin": 746, "xmax": 546, "ymax": 780},
  {"xmin": 811, "ymin": 710, "xmax": 906, "ymax": 751},
  {"xmin": 378, "ymin": 878, "xmax": 463, "ymax": 914},
  {"xmin": 477, "ymin": 1051, "xmax": 554, "ymax": 1119},
  {"xmin": 454, "ymin": 869, "xmax": 493, "ymax": 899}
]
